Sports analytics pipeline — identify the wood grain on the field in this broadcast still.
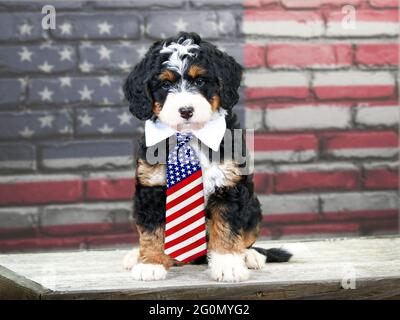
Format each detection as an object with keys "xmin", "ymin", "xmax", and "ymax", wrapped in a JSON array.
[{"xmin": 0, "ymin": 236, "xmax": 399, "ymax": 300}]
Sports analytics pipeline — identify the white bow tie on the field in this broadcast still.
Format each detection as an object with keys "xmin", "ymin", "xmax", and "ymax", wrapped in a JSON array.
[{"xmin": 144, "ymin": 110, "xmax": 227, "ymax": 152}]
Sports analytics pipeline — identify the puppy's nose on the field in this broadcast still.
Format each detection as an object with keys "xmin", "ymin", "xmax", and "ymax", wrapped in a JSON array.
[{"xmin": 179, "ymin": 107, "xmax": 194, "ymax": 120}]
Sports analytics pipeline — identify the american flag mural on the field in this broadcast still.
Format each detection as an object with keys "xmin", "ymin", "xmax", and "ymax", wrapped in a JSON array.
[{"xmin": 0, "ymin": 0, "xmax": 398, "ymax": 252}]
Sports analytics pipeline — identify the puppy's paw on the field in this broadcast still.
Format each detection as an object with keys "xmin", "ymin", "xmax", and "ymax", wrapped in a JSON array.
[
  {"xmin": 122, "ymin": 248, "xmax": 139, "ymax": 270},
  {"xmin": 131, "ymin": 263, "xmax": 167, "ymax": 281},
  {"xmin": 244, "ymin": 248, "xmax": 266, "ymax": 270},
  {"xmin": 208, "ymin": 251, "xmax": 249, "ymax": 282}
]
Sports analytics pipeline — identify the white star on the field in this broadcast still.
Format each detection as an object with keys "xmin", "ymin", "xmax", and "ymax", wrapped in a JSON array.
[
  {"xmin": 18, "ymin": 78, "xmax": 28, "ymax": 89},
  {"xmin": 119, "ymin": 40, "xmax": 132, "ymax": 47},
  {"xmin": 38, "ymin": 87, "xmax": 53, "ymax": 101},
  {"xmin": 38, "ymin": 114, "xmax": 54, "ymax": 128},
  {"xmin": 19, "ymin": 126, "xmax": 34, "ymax": 138},
  {"xmin": 18, "ymin": 23, "xmax": 33, "ymax": 36},
  {"xmin": 98, "ymin": 45, "xmax": 112, "ymax": 60},
  {"xmin": 97, "ymin": 21, "xmax": 113, "ymax": 35},
  {"xmin": 79, "ymin": 60, "xmax": 93, "ymax": 73},
  {"xmin": 118, "ymin": 60, "xmax": 132, "ymax": 72},
  {"xmin": 98, "ymin": 124, "xmax": 114, "ymax": 134},
  {"xmin": 78, "ymin": 85, "xmax": 93, "ymax": 101},
  {"xmin": 18, "ymin": 47, "xmax": 33, "ymax": 62},
  {"xmin": 59, "ymin": 76, "xmax": 72, "ymax": 87},
  {"xmin": 80, "ymin": 40, "xmax": 92, "ymax": 48},
  {"xmin": 102, "ymin": 97, "xmax": 111, "ymax": 105},
  {"xmin": 58, "ymin": 47, "xmax": 73, "ymax": 61},
  {"xmin": 140, "ymin": 24, "xmax": 151, "ymax": 35},
  {"xmin": 99, "ymin": 75, "xmax": 111, "ymax": 86},
  {"xmin": 38, "ymin": 61, "xmax": 54, "ymax": 73},
  {"xmin": 137, "ymin": 46, "xmax": 147, "ymax": 59},
  {"xmin": 39, "ymin": 40, "xmax": 53, "ymax": 49},
  {"xmin": 118, "ymin": 112, "xmax": 131, "ymax": 125},
  {"xmin": 78, "ymin": 113, "xmax": 93, "ymax": 126},
  {"xmin": 174, "ymin": 18, "xmax": 188, "ymax": 32},
  {"xmin": 59, "ymin": 22, "xmax": 72, "ymax": 35}
]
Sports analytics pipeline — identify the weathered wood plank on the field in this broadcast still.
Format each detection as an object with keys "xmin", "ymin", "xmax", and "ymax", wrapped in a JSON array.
[
  {"xmin": 0, "ymin": 266, "xmax": 51, "ymax": 300},
  {"xmin": 0, "ymin": 236, "xmax": 399, "ymax": 299}
]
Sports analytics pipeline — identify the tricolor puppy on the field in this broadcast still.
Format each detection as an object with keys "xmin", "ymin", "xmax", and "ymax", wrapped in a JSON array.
[{"xmin": 122, "ymin": 32, "xmax": 291, "ymax": 282}]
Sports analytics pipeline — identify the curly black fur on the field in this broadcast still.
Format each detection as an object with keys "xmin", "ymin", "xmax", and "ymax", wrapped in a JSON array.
[
  {"xmin": 133, "ymin": 184, "xmax": 166, "ymax": 231},
  {"xmin": 206, "ymin": 177, "xmax": 262, "ymax": 236}
]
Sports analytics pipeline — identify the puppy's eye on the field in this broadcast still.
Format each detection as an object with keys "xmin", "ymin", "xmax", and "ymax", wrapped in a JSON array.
[
  {"xmin": 194, "ymin": 78, "xmax": 205, "ymax": 87},
  {"xmin": 161, "ymin": 81, "xmax": 172, "ymax": 90}
]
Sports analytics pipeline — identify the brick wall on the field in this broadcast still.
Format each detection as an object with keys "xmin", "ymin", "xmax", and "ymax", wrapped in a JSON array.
[{"xmin": 0, "ymin": 0, "xmax": 398, "ymax": 252}]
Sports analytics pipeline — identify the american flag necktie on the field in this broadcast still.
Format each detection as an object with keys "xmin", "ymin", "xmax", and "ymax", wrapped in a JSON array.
[{"xmin": 164, "ymin": 133, "xmax": 207, "ymax": 263}]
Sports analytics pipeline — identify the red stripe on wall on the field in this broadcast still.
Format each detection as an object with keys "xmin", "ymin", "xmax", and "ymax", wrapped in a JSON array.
[{"xmin": 0, "ymin": 180, "xmax": 83, "ymax": 205}]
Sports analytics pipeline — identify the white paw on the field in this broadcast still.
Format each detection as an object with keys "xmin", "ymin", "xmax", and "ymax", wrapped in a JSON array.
[
  {"xmin": 122, "ymin": 248, "xmax": 139, "ymax": 270},
  {"xmin": 244, "ymin": 249, "xmax": 266, "ymax": 270},
  {"xmin": 208, "ymin": 251, "xmax": 249, "ymax": 282},
  {"xmin": 131, "ymin": 263, "xmax": 167, "ymax": 281}
]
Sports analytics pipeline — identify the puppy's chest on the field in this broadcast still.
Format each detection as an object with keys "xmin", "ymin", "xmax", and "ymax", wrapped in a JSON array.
[
  {"xmin": 137, "ymin": 157, "xmax": 240, "ymax": 199},
  {"xmin": 194, "ymin": 149, "xmax": 241, "ymax": 199}
]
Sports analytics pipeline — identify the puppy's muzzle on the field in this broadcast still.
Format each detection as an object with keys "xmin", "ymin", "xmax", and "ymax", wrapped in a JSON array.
[{"xmin": 179, "ymin": 106, "xmax": 194, "ymax": 120}]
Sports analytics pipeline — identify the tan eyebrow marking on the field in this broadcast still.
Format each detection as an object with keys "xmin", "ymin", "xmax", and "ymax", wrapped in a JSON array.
[
  {"xmin": 188, "ymin": 65, "xmax": 207, "ymax": 78},
  {"xmin": 158, "ymin": 69, "xmax": 175, "ymax": 82}
]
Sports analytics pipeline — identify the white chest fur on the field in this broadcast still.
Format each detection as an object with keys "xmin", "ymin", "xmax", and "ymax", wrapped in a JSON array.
[{"xmin": 190, "ymin": 142, "xmax": 240, "ymax": 200}]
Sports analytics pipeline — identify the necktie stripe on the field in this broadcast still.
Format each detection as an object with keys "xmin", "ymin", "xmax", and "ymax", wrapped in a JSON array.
[
  {"xmin": 180, "ymin": 248, "xmax": 208, "ymax": 263},
  {"xmin": 166, "ymin": 190, "xmax": 204, "ymax": 216},
  {"xmin": 164, "ymin": 224, "xmax": 206, "ymax": 252},
  {"xmin": 166, "ymin": 183, "xmax": 204, "ymax": 210},
  {"xmin": 166, "ymin": 176, "xmax": 202, "ymax": 202},
  {"xmin": 165, "ymin": 133, "xmax": 207, "ymax": 263},
  {"xmin": 165, "ymin": 214, "xmax": 205, "ymax": 242},
  {"xmin": 166, "ymin": 237, "xmax": 207, "ymax": 259},
  {"xmin": 165, "ymin": 209, "xmax": 205, "ymax": 237},
  {"xmin": 165, "ymin": 203, "xmax": 204, "ymax": 230},
  {"xmin": 174, "ymin": 243, "xmax": 207, "ymax": 263},
  {"xmin": 166, "ymin": 196, "xmax": 204, "ymax": 222},
  {"xmin": 166, "ymin": 169, "xmax": 202, "ymax": 196}
]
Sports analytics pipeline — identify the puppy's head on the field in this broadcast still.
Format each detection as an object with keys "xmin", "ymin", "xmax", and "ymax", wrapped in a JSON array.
[{"xmin": 123, "ymin": 32, "xmax": 242, "ymax": 131}]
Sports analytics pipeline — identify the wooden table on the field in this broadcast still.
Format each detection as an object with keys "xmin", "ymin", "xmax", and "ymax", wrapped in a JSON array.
[{"xmin": 0, "ymin": 236, "xmax": 399, "ymax": 299}]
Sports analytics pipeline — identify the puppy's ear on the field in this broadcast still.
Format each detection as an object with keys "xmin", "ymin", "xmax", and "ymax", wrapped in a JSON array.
[
  {"xmin": 123, "ymin": 42, "xmax": 162, "ymax": 120},
  {"xmin": 212, "ymin": 49, "xmax": 243, "ymax": 110}
]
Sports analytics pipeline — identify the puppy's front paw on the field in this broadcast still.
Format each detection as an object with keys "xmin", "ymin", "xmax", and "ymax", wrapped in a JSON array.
[
  {"xmin": 131, "ymin": 263, "xmax": 167, "ymax": 281},
  {"xmin": 122, "ymin": 248, "xmax": 139, "ymax": 270},
  {"xmin": 245, "ymin": 248, "xmax": 266, "ymax": 270},
  {"xmin": 208, "ymin": 251, "xmax": 249, "ymax": 282}
]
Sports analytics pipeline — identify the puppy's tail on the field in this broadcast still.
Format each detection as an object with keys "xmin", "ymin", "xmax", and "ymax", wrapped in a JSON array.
[{"xmin": 252, "ymin": 246, "xmax": 292, "ymax": 263}]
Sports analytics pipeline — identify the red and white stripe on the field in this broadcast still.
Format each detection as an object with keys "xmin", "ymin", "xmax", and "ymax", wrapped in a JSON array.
[
  {"xmin": 245, "ymin": 71, "xmax": 309, "ymax": 99},
  {"xmin": 243, "ymin": 10, "xmax": 324, "ymax": 37},
  {"xmin": 164, "ymin": 170, "xmax": 207, "ymax": 263},
  {"xmin": 313, "ymin": 71, "xmax": 395, "ymax": 99}
]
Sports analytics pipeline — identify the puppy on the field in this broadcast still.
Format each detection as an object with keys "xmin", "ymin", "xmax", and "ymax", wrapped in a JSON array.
[{"xmin": 122, "ymin": 32, "xmax": 291, "ymax": 282}]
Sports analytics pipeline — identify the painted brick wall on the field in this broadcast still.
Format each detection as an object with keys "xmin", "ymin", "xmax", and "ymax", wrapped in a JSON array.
[{"xmin": 0, "ymin": 0, "xmax": 398, "ymax": 252}]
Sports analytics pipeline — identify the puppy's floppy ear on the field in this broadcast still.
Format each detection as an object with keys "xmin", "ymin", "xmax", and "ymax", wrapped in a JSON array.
[
  {"xmin": 212, "ymin": 48, "xmax": 243, "ymax": 110},
  {"xmin": 123, "ymin": 41, "xmax": 162, "ymax": 120}
]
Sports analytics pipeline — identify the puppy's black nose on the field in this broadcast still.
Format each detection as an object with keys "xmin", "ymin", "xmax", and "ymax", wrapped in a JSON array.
[{"xmin": 179, "ymin": 107, "xmax": 194, "ymax": 120}]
